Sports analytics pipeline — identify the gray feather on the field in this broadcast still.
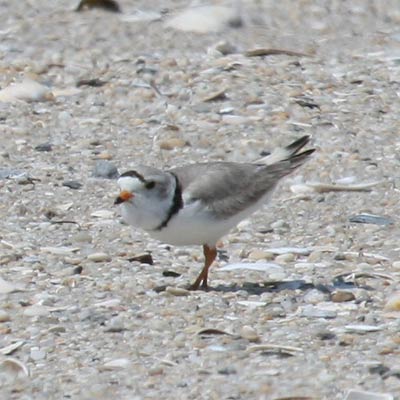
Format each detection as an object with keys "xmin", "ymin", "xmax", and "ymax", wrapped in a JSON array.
[{"xmin": 169, "ymin": 136, "xmax": 314, "ymax": 219}]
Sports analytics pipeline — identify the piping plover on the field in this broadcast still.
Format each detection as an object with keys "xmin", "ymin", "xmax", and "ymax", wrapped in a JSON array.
[{"xmin": 115, "ymin": 136, "xmax": 314, "ymax": 290}]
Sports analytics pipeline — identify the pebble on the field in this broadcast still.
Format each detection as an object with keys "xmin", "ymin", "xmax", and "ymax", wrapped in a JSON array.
[
  {"xmin": 344, "ymin": 389, "xmax": 393, "ymax": 400},
  {"xmin": 92, "ymin": 160, "xmax": 119, "ymax": 179},
  {"xmin": 30, "ymin": 347, "xmax": 46, "ymax": 361},
  {"xmin": 34, "ymin": 142, "xmax": 52, "ymax": 152},
  {"xmin": 0, "ymin": 79, "xmax": 54, "ymax": 103},
  {"xmin": 62, "ymin": 180, "xmax": 83, "ymax": 190},
  {"xmin": 102, "ymin": 359, "xmax": 131, "ymax": 370},
  {"xmin": 87, "ymin": 253, "xmax": 111, "ymax": 262},
  {"xmin": 0, "ymin": 278, "xmax": 18, "ymax": 294},
  {"xmin": 64, "ymin": 257, "xmax": 83, "ymax": 265},
  {"xmin": 159, "ymin": 138, "xmax": 188, "ymax": 150},
  {"xmin": 47, "ymin": 325, "xmax": 66, "ymax": 334},
  {"xmin": 212, "ymin": 40, "xmax": 237, "ymax": 56},
  {"xmin": 316, "ymin": 331, "xmax": 337, "ymax": 340},
  {"xmin": 165, "ymin": 5, "xmax": 238, "ymax": 33},
  {"xmin": 301, "ymin": 305, "xmax": 337, "ymax": 319},
  {"xmin": 165, "ymin": 287, "xmax": 190, "ymax": 297},
  {"xmin": 41, "ymin": 246, "xmax": 80, "ymax": 256},
  {"xmin": 391, "ymin": 261, "xmax": 400, "ymax": 270},
  {"xmin": 148, "ymin": 366, "xmax": 164, "ymax": 376},
  {"xmin": 384, "ymin": 293, "xmax": 400, "ymax": 311},
  {"xmin": 344, "ymin": 325, "xmax": 383, "ymax": 334},
  {"xmin": 221, "ymin": 115, "xmax": 249, "ymax": 125},
  {"xmin": 248, "ymin": 249, "xmax": 275, "ymax": 261},
  {"xmin": 23, "ymin": 305, "xmax": 50, "ymax": 317},
  {"xmin": 72, "ymin": 232, "xmax": 92, "ymax": 243},
  {"xmin": 0, "ymin": 310, "xmax": 11, "ymax": 322},
  {"xmin": 348, "ymin": 214, "xmax": 393, "ymax": 226},
  {"xmin": 240, "ymin": 326, "xmax": 260, "ymax": 342},
  {"xmin": 0, "ymin": 168, "xmax": 24, "ymax": 179},
  {"xmin": 275, "ymin": 253, "xmax": 295, "ymax": 264},
  {"xmin": 104, "ymin": 316, "xmax": 126, "ymax": 333},
  {"xmin": 128, "ymin": 253, "xmax": 154, "ymax": 265},
  {"xmin": 303, "ymin": 289, "xmax": 326, "ymax": 304},
  {"xmin": 331, "ymin": 291, "xmax": 356, "ymax": 303}
]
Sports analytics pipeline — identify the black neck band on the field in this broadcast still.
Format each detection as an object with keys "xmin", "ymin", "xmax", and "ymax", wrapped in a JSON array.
[{"xmin": 155, "ymin": 173, "xmax": 183, "ymax": 231}]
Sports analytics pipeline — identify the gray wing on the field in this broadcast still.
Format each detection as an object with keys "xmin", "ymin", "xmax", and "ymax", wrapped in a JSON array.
[
  {"xmin": 169, "ymin": 161, "xmax": 294, "ymax": 219},
  {"xmin": 169, "ymin": 136, "xmax": 314, "ymax": 219}
]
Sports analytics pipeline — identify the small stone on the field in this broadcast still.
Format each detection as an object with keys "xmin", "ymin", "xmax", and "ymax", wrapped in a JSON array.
[
  {"xmin": 91, "ymin": 210, "xmax": 114, "ymax": 219},
  {"xmin": 30, "ymin": 347, "xmax": 46, "ymax": 361},
  {"xmin": 344, "ymin": 389, "xmax": 393, "ymax": 400},
  {"xmin": 316, "ymin": 331, "xmax": 337, "ymax": 340},
  {"xmin": 240, "ymin": 326, "xmax": 260, "ymax": 342},
  {"xmin": 23, "ymin": 305, "xmax": 50, "ymax": 317},
  {"xmin": 221, "ymin": 115, "xmax": 249, "ymax": 125},
  {"xmin": 0, "ymin": 168, "xmax": 24, "ymax": 179},
  {"xmin": 104, "ymin": 317, "xmax": 126, "ymax": 333},
  {"xmin": 0, "ymin": 341, "xmax": 24, "ymax": 355},
  {"xmin": 339, "ymin": 334, "xmax": 355, "ymax": 346},
  {"xmin": 275, "ymin": 253, "xmax": 295, "ymax": 264},
  {"xmin": 128, "ymin": 253, "xmax": 153, "ymax": 265},
  {"xmin": 96, "ymin": 152, "xmax": 113, "ymax": 160},
  {"xmin": 0, "ymin": 278, "xmax": 19, "ymax": 294},
  {"xmin": 0, "ymin": 79, "xmax": 54, "ymax": 103},
  {"xmin": 34, "ymin": 142, "xmax": 52, "ymax": 152},
  {"xmin": 162, "ymin": 270, "xmax": 181, "ymax": 278},
  {"xmin": 0, "ymin": 310, "xmax": 11, "ymax": 322},
  {"xmin": 92, "ymin": 160, "xmax": 119, "ymax": 179},
  {"xmin": 218, "ymin": 366, "xmax": 237, "ymax": 375},
  {"xmin": 384, "ymin": 293, "xmax": 400, "ymax": 311},
  {"xmin": 308, "ymin": 251, "xmax": 323, "ymax": 263},
  {"xmin": 72, "ymin": 266, "xmax": 83, "ymax": 275},
  {"xmin": 165, "ymin": 5, "xmax": 239, "ymax": 34},
  {"xmin": 301, "ymin": 305, "xmax": 337, "ymax": 319},
  {"xmin": 102, "ymin": 359, "xmax": 131, "ymax": 371},
  {"xmin": 248, "ymin": 250, "xmax": 275, "ymax": 261},
  {"xmin": 47, "ymin": 325, "xmax": 66, "ymax": 333},
  {"xmin": 165, "ymin": 287, "xmax": 190, "ymax": 296},
  {"xmin": 392, "ymin": 261, "xmax": 400, "ymax": 270},
  {"xmin": 331, "ymin": 291, "xmax": 355, "ymax": 303},
  {"xmin": 349, "ymin": 214, "xmax": 393, "ymax": 226},
  {"xmin": 72, "ymin": 232, "xmax": 92, "ymax": 243},
  {"xmin": 41, "ymin": 246, "xmax": 80, "ymax": 255},
  {"xmin": 159, "ymin": 138, "xmax": 188, "ymax": 150},
  {"xmin": 62, "ymin": 180, "xmax": 82, "ymax": 190},
  {"xmin": 64, "ymin": 257, "xmax": 83, "ymax": 265},
  {"xmin": 148, "ymin": 366, "xmax": 164, "ymax": 376},
  {"xmin": 213, "ymin": 40, "xmax": 237, "ymax": 55},
  {"xmin": 87, "ymin": 252, "xmax": 111, "ymax": 262},
  {"xmin": 303, "ymin": 289, "xmax": 326, "ymax": 304},
  {"xmin": 270, "ymin": 219, "xmax": 287, "ymax": 230},
  {"xmin": 344, "ymin": 324, "xmax": 383, "ymax": 333}
]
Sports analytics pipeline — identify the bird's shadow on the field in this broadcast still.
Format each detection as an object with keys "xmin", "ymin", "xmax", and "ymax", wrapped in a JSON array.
[{"xmin": 155, "ymin": 277, "xmax": 373, "ymax": 295}]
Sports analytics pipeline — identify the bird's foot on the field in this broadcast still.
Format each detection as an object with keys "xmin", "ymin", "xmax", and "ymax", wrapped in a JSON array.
[{"xmin": 188, "ymin": 281, "xmax": 211, "ymax": 291}]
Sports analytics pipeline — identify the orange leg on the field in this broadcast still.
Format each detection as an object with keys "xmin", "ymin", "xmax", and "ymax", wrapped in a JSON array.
[{"xmin": 189, "ymin": 245, "xmax": 217, "ymax": 290}]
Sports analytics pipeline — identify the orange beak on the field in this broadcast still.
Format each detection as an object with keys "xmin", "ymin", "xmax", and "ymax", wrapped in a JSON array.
[{"xmin": 114, "ymin": 190, "xmax": 134, "ymax": 205}]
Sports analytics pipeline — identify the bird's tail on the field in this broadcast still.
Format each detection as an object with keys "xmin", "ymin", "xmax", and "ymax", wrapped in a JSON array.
[{"xmin": 256, "ymin": 136, "xmax": 315, "ymax": 168}]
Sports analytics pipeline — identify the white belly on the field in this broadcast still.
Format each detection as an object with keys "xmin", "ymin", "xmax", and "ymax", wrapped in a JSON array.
[{"xmin": 147, "ymin": 194, "xmax": 272, "ymax": 247}]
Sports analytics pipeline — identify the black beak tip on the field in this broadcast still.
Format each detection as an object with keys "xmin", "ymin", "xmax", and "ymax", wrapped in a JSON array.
[{"xmin": 114, "ymin": 196, "xmax": 123, "ymax": 205}]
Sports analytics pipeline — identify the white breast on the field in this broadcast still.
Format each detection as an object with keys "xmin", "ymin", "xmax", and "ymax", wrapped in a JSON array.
[{"xmin": 148, "ymin": 191, "xmax": 274, "ymax": 246}]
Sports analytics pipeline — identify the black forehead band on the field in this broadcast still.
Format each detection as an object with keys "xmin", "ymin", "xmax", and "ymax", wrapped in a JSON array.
[{"xmin": 119, "ymin": 170, "xmax": 146, "ymax": 182}]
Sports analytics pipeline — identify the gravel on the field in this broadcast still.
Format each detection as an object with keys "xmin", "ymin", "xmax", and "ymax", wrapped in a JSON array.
[{"xmin": 1, "ymin": 1, "xmax": 400, "ymax": 399}]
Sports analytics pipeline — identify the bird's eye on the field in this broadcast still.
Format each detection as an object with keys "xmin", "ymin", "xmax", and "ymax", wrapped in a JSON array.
[{"xmin": 145, "ymin": 181, "xmax": 155, "ymax": 189}]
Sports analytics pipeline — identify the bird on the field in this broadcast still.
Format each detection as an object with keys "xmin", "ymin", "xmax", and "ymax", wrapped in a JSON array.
[{"xmin": 115, "ymin": 136, "xmax": 315, "ymax": 290}]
